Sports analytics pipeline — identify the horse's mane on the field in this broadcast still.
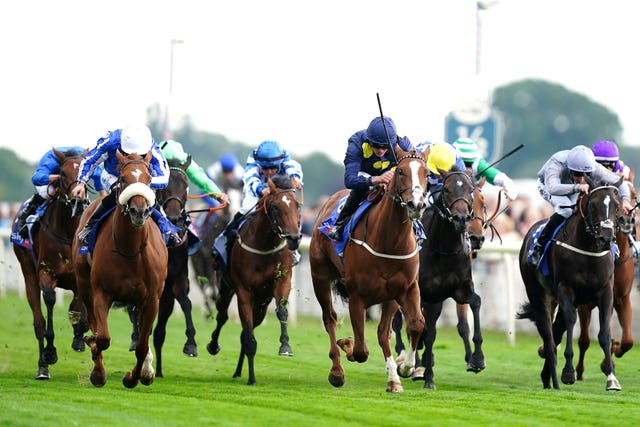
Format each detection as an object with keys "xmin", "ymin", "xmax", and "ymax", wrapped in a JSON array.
[{"xmin": 167, "ymin": 158, "xmax": 182, "ymax": 168}]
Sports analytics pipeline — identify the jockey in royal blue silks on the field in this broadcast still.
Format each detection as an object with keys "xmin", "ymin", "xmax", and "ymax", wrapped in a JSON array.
[
  {"xmin": 212, "ymin": 140, "xmax": 304, "ymax": 268},
  {"xmin": 327, "ymin": 116, "xmax": 415, "ymax": 241},
  {"xmin": 14, "ymin": 146, "xmax": 106, "ymax": 241},
  {"xmin": 71, "ymin": 124, "xmax": 181, "ymax": 253}
]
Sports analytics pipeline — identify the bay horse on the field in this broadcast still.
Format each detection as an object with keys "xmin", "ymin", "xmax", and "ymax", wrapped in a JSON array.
[
  {"xmin": 309, "ymin": 146, "xmax": 427, "ymax": 393},
  {"xmin": 12, "ymin": 148, "xmax": 88, "ymax": 380},
  {"xmin": 128, "ymin": 157, "xmax": 198, "ymax": 378},
  {"xmin": 206, "ymin": 175, "xmax": 302, "ymax": 385},
  {"xmin": 418, "ymin": 167, "xmax": 482, "ymax": 389},
  {"xmin": 73, "ymin": 150, "xmax": 168, "ymax": 388},
  {"xmin": 518, "ymin": 179, "xmax": 621, "ymax": 390},
  {"xmin": 576, "ymin": 175, "xmax": 637, "ymax": 380}
]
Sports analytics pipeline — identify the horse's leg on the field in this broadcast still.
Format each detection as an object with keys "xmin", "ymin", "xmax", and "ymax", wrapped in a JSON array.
[
  {"xmin": 576, "ymin": 305, "xmax": 592, "ymax": 381},
  {"xmin": 235, "ymin": 289, "xmax": 257, "ymax": 385},
  {"xmin": 68, "ymin": 296, "xmax": 88, "ymax": 352},
  {"xmin": 557, "ymin": 295, "xmax": 577, "ymax": 386},
  {"xmin": 24, "ymin": 278, "xmax": 49, "ymax": 379},
  {"xmin": 275, "ymin": 296, "xmax": 294, "ymax": 356},
  {"xmin": 379, "ymin": 301, "xmax": 404, "ymax": 393},
  {"xmin": 533, "ymin": 307, "xmax": 559, "ymax": 389},
  {"xmin": 612, "ymin": 289, "xmax": 633, "ymax": 358},
  {"xmin": 598, "ymin": 289, "xmax": 621, "ymax": 391},
  {"xmin": 170, "ymin": 278, "xmax": 198, "ymax": 358},
  {"xmin": 152, "ymin": 290, "xmax": 174, "ymax": 378},
  {"xmin": 124, "ymin": 298, "xmax": 159, "ymax": 388},
  {"xmin": 207, "ymin": 278, "xmax": 234, "ymax": 355},
  {"xmin": 127, "ymin": 305, "xmax": 139, "ymax": 351},
  {"xmin": 397, "ymin": 282, "xmax": 424, "ymax": 382},
  {"xmin": 346, "ymin": 296, "xmax": 369, "ymax": 363},
  {"xmin": 391, "ymin": 308, "xmax": 406, "ymax": 360},
  {"xmin": 467, "ymin": 292, "xmax": 486, "ymax": 373},
  {"xmin": 40, "ymin": 286, "xmax": 58, "ymax": 367},
  {"xmin": 456, "ymin": 303, "xmax": 472, "ymax": 364},
  {"xmin": 87, "ymin": 290, "xmax": 111, "ymax": 387},
  {"xmin": 422, "ymin": 302, "xmax": 443, "ymax": 389}
]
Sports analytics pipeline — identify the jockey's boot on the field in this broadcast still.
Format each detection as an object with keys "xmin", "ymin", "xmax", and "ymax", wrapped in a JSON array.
[
  {"xmin": 529, "ymin": 213, "xmax": 564, "ymax": 267},
  {"xmin": 328, "ymin": 191, "xmax": 361, "ymax": 241},
  {"xmin": 150, "ymin": 207, "xmax": 182, "ymax": 247},
  {"xmin": 78, "ymin": 192, "xmax": 116, "ymax": 244},
  {"xmin": 18, "ymin": 193, "xmax": 46, "ymax": 238},
  {"xmin": 223, "ymin": 211, "xmax": 244, "ymax": 256}
]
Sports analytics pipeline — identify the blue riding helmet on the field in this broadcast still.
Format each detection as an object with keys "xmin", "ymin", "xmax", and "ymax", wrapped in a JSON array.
[
  {"xmin": 254, "ymin": 140, "xmax": 286, "ymax": 168},
  {"xmin": 366, "ymin": 117, "xmax": 397, "ymax": 147},
  {"xmin": 219, "ymin": 152, "xmax": 239, "ymax": 172}
]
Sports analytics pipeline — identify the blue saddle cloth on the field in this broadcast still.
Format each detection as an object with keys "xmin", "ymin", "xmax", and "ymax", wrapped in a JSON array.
[
  {"xmin": 212, "ymin": 218, "xmax": 249, "ymax": 271},
  {"xmin": 10, "ymin": 200, "xmax": 33, "ymax": 250},
  {"xmin": 77, "ymin": 207, "xmax": 117, "ymax": 255},
  {"xmin": 318, "ymin": 195, "xmax": 425, "ymax": 257}
]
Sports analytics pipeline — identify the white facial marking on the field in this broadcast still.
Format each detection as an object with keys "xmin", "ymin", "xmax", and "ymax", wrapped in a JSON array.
[
  {"xmin": 131, "ymin": 168, "xmax": 143, "ymax": 182},
  {"xmin": 604, "ymin": 194, "xmax": 610, "ymax": 218},
  {"xmin": 282, "ymin": 194, "xmax": 292, "ymax": 207}
]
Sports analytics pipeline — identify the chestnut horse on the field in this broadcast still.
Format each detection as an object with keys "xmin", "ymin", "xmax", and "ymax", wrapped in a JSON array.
[
  {"xmin": 206, "ymin": 175, "xmax": 302, "ymax": 385},
  {"xmin": 12, "ymin": 148, "xmax": 88, "ymax": 380},
  {"xmin": 128, "ymin": 157, "xmax": 198, "ymax": 378},
  {"xmin": 418, "ymin": 167, "xmax": 482, "ymax": 389},
  {"xmin": 73, "ymin": 151, "xmax": 168, "ymax": 388},
  {"xmin": 518, "ymin": 180, "xmax": 621, "ymax": 390},
  {"xmin": 576, "ymin": 175, "xmax": 637, "ymax": 379},
  {"xmin": 309, "ymin": 147, "xmax": 427, "ymax": 393}
]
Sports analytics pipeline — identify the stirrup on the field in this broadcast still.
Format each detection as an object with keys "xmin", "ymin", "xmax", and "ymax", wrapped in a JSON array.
[{"xmin": 78, "ymin": 227, "xmax": 91, "ymax": 244}]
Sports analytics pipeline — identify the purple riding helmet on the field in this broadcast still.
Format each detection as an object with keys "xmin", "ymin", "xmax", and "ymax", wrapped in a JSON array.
[{"xmin": 592, "ymin": 140, "xmax": 624, "ymax": 173}]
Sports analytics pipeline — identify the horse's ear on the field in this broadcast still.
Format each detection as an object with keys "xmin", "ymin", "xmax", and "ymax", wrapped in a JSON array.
[
  {"xmin": 52, "ymin": 147, "xmax": 66, "ymax": 163},
  {"xmin": 395, "ymin": 145, "xmax": 407, "ymax": 159},
  {"xmin": 116, "ymin": 148, "xmax": 125, "ymax": 166},
  {"xmin": 81, "ymin": 148, "xmax": 89, "ymax": 157},
  {"xmin": 267, "ymin": 178, "xmax": 277, "ymax": 193},
  {"xmin": 143, "ymin": 151, "xmax": 153, "ymax": 164},
  {"xmin": 184, "ymin": 154, "xmax": 192, "ymax": 170}
]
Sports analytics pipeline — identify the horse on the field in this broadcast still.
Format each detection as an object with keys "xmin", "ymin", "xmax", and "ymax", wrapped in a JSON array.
[
  {"xmin": 73, "ymin": 150, "xmax": 168, "ymax": 388},
  {"xmin": 576, "ymin": 174, "xmax": 637, "ymax": 380},
  {"xmin": 128, "ymin": 157, "xmax": 199, "ymax": 378},
  {"xmin": 190, "ymin": 187, "xmax": 242, "ymax": 319},
  {"xmin": 417, "ymin": 167, "xmax": 482, "ymax": 389},
  {"xmin": 309, "ymin": 146, "xmax": 427, "ymax": 393},
  {"xmin": 206, "ymin": 175, "xmax": 302, "ymax": 385},
  {"xmin": 518, "ymin": 179, "xmax": 621, "ymax": 390},
  {"xmin": 12, "ymin": 148, "xmax": 89, "ymax": 380}
]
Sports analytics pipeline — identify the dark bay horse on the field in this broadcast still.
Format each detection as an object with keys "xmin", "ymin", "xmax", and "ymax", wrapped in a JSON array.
[
  {"xmin": 518, "ymin": 180, "xmax": 621, "ymax": 390},
  {"xmin": 129, "ymin": 157, "xmax": 198, "ymax": 378},
  {"xmin": 73, "ymin": 151, "xmax": 168, "ymax": 388},
  {"xmin": 309, "ymin": 147, "xmax": 427, "ymax": 393},
  {"xmin": 12, "ymin": 148, "xmax": 88, "ymax": 380},
  {"xmin": 418, "ymin": 167, "xmax": 482, "ymax": 389},
  {"xmin": 206, "ymin": 175, "xmax": 302, "ymax": 385},
  {"xmin": 576, "ymin": 176, "xmax": 637, "ymax": 380}
]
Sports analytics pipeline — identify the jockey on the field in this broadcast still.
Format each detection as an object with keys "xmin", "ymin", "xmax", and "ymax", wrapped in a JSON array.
[
  {"xmin": 216, "ymin": 140, "xmax": 303, "ymax": 265},
  {"xmin": 207, "ymin": 152, "xmax": 244, "ymax": 194},
  {"xmin": 452, "ymin": 137, "xmax": 518, "ymax": 201},
  {"xmin": 72, "ymin": 124, "xmax": 182, "ymax": 248},
  {"xmin": 529, "ymin": 145, "xmax": 633, "ymax": 267},
  {"xmin": 591, "ymin": 139, "xmax": 639, "ymax": 256},
  {"xmin": 328, "ymin": 116, "xmax": 414, "ymax": 240},
  {"xmin": 415, "ymin": 141, "xmax": 464, "ymax": 207},
  {"xmin": 17, "ymin": 146, "xmax": 106, "ymax": 238}
]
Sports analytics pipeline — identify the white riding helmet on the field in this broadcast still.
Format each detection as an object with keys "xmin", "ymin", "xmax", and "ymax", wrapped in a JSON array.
[
  {"xmin": 120, "ymin": 125, "xmax": 153, "ymax": 154},
  {"xmin": 567, "ymin": 145, "xmax": 597, "ymax": 173}
]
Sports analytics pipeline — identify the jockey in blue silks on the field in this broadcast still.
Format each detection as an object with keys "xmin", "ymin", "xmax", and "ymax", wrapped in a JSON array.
[
  {"xmin": 71, "ymin": 124, "xmax": 181, "ymax": 248},
  {"xmin": 328, "ymin": 116, "xmax": 414, "ymax": 241},
  {"xmin": 16, "ymin": 146, "xmax": 106, "ymax": 238}
]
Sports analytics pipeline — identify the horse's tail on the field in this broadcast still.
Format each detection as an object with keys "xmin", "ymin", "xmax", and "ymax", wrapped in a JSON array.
[
  {"xmin": 333, "ymin": 278, "xmax": 349, "ymax": 303},
  {"xmin": 516, "ymin": 302, "xmax": 535, "ymax": 320}
]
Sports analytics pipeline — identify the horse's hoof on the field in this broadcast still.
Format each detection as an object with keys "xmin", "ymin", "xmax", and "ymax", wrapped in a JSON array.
[
  {"xmin": 328, "ymin": 373, "xmax": 345, "ymax": 388},
  {"xmin": 561, "ymin": 371, "xmax": 576, "ymax": 385},
  {"xmin": 386, "ymin": 381, "xmax": 404, "ymax": 393},
  {"xmin": 395, "ymin": 350, "xmax": 406, "ymax": 366},
  {"xmin": 207, "ymin": 341, "xmax": 221, "ymax": 355},
  {"xmin": 337, "ymin": 337, "xmax": 355, "ymax": 362},
  {"xmin": 606, "ymin": 374, "xmax": 621, "ymax": 391},
  {"xmin": 278, "ymin": 346, "xmax": 294, "ymax": 356},
  {"xmin": 140, "ymin": 375, "xmax": 154, "ymax": 386},
  {"xmin": 122, "ymin": 374, "xmax": 138, "ymax": 389},
  {"xmin": 90, "ymin": 372, "xmax": 106, "ymax": 387},
  {"xmin": 467, "ymin": 360, "xmax": 486, "ymax": 373},
  {"xmin": 35, "ymin": 367, "xmax": 50, "ymax": 380},
  {"xmin": 423, "ymin": 381, "xmax": 436, "ymax": 390},
  {"xmin": 71, "ymin": 337, "xmax": 86, "ymax": 352},
  {"xmin": 397, "ymin": 363, "xmax": 414, "ymax": 378},
  {"xmin": 411, "ymin": 366, "xmax": 425, "ymax": 381},
  {"xmin": 183, "ymin": 344, "xmax": 198, "ymax": 357}
]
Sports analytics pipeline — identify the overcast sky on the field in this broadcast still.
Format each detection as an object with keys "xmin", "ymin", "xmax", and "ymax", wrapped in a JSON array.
[{"xmin": 1, "ymin": 0, "xmax": 638, "ymax": 166}]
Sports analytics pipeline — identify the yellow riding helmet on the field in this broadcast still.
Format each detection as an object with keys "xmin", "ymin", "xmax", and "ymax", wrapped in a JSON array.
[{"xmin": 426, "ymin": 142, "xmax": 455, "ymax": 175}]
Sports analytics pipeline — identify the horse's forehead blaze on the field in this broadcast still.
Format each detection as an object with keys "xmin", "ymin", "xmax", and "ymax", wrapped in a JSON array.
[
  {"xmin": 131, "ymin": 168, "xmax": 143, "ymax": 182},
  {"xmin": 408, "ymin": 160, "xmax": 424, "ymax": 185},
  {"xmin": 281, "ymin": 194, "xmax": 292, "ymax": 208}
]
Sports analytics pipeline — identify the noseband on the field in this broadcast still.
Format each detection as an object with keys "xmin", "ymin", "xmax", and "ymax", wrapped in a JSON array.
[
  {"xmin": 389, "ymin": 154, "xmax": 427, "ymax": 207},
  {"xmin": 260, "ymin": 188, "xmax": 301, "ymax": 239}
]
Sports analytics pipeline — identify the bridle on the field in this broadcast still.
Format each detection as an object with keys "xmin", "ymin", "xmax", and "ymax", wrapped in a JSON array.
[
  {"xmin": 577, "ymin": 185, "xmax": 618, "ymax": 238},
  {"xmin": 433, "ymin": 171, "xmax": 473, "ymax": 223},
  {"xmin": 388, "ymin": 153, "xmax": 427, "ymax": 208}
]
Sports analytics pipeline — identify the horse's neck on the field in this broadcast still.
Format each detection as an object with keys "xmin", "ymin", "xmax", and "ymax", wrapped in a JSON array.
[
  {"xmin": 365, "ymin": 195, "xmax": 414, "ymax": 246},
  {"xmin": 429, "ymin": 212, "xmax": 465, "ymax": 252},
  {"xmin": 240, "ymin": 211, "xmax": 279, "ymax": 247},
  {"xmin": 45, "ymin": 199, "xmax": 79, "ymax": 235},
  {"xmin": 113, "ymin": 209, "xmax": 148, "ymax": 248},
  {"xmin": 562, "ymin": 215, "xmax": 592, "ymax": 246}
]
